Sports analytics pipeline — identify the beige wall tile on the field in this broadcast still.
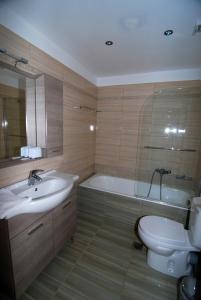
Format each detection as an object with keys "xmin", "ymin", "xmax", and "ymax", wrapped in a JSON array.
[
  {"xmin": 95, "ymin": 80, "xmax": 201, "ymax": 185},
  {"xmin": 1, "ymin": 25, "xmax": 201, "ymax": 189},
  {"xmin": 0, "ymin": 25, "xmax": 97, "ymax": 187},
  {"xmin": 98, "ymin": 85, "xmax": 123, "ymax": 98}
]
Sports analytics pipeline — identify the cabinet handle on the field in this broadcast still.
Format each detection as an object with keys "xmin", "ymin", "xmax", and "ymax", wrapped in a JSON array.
[
  {"xmin": 28, "ymin": 223, "xmax": 44, "ymax": 235},
  {"xmin": 62, "ymin": 201, "xmax": 71, "ymax": 209}
]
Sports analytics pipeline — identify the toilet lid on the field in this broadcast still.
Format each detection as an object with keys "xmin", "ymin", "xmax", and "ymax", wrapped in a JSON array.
[{"xmin": 139, "ymin": 216, "xmax": 186, "ymax": 246}]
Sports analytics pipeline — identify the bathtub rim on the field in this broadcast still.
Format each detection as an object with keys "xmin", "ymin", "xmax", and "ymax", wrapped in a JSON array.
[{"xmin": 80, "ymin": 173, "xmax": 189, "ymax": 211}]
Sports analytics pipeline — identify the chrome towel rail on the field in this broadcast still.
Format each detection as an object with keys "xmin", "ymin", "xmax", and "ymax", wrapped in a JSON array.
[{"xmin": 144, "ymin": 146, "xmax": 196, "ymax": 152}]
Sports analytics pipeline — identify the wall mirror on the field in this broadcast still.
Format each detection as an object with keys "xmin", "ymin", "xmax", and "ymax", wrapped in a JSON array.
[
  {"xmin": 0, "ymin": 63, "xmax": 37, "ymax": 165},
  {"xmin": 0, "ymin": 61, "xmax": 63, "ymax": 167}
]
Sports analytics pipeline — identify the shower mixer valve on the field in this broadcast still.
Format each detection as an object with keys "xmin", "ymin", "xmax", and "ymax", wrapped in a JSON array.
[
  {"xmin": 155, "ymin": 168, "xmax": 171, "ymax": 175},
  {"xmin": 147, "ymin": 168, "xmax": 172, "ymax": 200}
]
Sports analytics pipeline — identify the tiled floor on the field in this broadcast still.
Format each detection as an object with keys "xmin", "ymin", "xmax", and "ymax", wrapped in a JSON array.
[{"xmin": 20, "ymin": 212, "xmax": 177, "ymax": 300}]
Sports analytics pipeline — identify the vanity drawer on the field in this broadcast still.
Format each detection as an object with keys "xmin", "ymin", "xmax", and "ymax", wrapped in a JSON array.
[
  {"xmin": 52, "ymin": 194, "xmax": 77, "ymax": 253},
  {"xmin": 8, "ymin": 187, "xmax": 77, "ymax": 240},
  {"xmin": 8, "ymin": 212, "xmax": 46, "ymax": 239},
  {"xmin": 10, "ymin": 213, "xmax": 54, "ymax": 298}
]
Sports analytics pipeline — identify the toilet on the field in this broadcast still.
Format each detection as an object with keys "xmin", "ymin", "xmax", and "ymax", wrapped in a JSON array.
[{"xmin": 138, "ymin": 197, "xmax": 201, "ymax": 278}]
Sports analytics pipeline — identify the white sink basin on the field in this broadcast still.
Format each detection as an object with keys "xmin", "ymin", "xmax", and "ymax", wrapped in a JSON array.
[
  {"xmin": 13, "ymin": 177, "xmax": 71, "ymax": 200},
  {"xmin": 0, "ymin": 170, "xmax": 79, "ymax": 219}
]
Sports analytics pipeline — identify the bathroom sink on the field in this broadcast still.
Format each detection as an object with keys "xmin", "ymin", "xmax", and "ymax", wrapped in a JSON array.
[
  {"xmin": 0, "ymin": 170, "xmax": 79, "ymax": 219},
  {"xmin": 13, "ymin": 177, "xmax": 71, "ymax": 200}
]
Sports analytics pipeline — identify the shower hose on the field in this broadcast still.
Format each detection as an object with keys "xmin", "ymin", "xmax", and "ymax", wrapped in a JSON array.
[{"xmin": 147, "ymin": 169, "xmax": 163, "ymax": 200}]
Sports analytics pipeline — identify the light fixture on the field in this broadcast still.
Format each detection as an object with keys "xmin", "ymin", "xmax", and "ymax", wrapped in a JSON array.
[
  {"xmin": 89, "ymin": 125, "xmax": 95, "ymax": 132},
  {"xmin": 178, "ymin": 129, "xmax": 186, "ymax": 134},
  {"xmin": 105, "ymin": 41, "xmax": 113, "ymax": 46},
  {"xmin": 164, "ymin": 127, "xmax": 186, "ymax": 135},
  {"xmin": 164, "ymin": 30, "xmax": 173, "ymax": 36},
  {"xmin": 2, "ymin": 120, "xmax": 8, "ymax": 128},
  {"xmin": 0, "ymin": 48, "xmax": 28, "ymax": 66}
]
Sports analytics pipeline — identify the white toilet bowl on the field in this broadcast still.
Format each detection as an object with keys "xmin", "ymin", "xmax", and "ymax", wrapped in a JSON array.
[{"xmin": 138, "ymin": 215, "xmax": 198, "ymax": 278}]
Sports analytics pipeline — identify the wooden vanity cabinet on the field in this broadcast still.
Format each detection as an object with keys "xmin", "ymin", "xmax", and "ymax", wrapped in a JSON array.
[
  {"xmin": 0, "ymin": 191, "xmax": 77, "ymax": 300},
  {"xmin": 52, "ymin": 193, "xmax": 77, "ymax": 254},
  {"xmin": 11, "ymin": 213, "xmax": 54, "ymax": 299}
]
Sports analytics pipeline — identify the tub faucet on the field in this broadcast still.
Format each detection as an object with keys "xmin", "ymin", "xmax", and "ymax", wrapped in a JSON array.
[
  {"xmin": 28, "ymin": 169, "xmax": 44, "ymax": 186},
  {"xmin": 155, "ymin": 168, "xmax": 171, "ymax": 175}
]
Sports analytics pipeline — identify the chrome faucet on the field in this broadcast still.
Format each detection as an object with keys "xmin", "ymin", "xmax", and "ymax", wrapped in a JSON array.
[
  {"xmin": 28, "ymin": 169, "xmax": 44, "ymax": 186},
  {"xmin": 155, "ymin": 168, "xmax": 171, "ymax": 175}
]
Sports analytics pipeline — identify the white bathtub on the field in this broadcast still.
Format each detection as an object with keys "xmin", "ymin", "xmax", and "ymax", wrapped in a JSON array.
[{"xmin": 80, "ymin": 174, "xmax": 192, "ymax": 209}]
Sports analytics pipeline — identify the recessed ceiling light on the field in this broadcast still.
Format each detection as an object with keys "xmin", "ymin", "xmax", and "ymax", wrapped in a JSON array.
[
  {"xmin": 105, "ymin": 41, "xmax": 113, "ymax": 46},
  {"xmin": 164, "ymin": 29, "xmax": 174, "ymax": 36}
]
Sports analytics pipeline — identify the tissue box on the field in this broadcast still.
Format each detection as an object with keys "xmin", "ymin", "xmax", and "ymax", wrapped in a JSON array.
[
  {"xmin": 28, "ymin": 147, "xmax": 42, "ymax": 159},
  {"xmin": 20, "ymin": 146, "xmax": 29, "ymax": 157},
  {"xmin": 20, "ymin": 146, "xmax": 42, "ymax": 159}
]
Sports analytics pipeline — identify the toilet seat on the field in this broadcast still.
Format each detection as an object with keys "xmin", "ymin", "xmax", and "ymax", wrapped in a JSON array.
[
  {"xmin": 139, "ymin": 216, "xmax": 196, "ymax": 251},
  {"xmin": 139, "ymin": 216, "xmax": 185, "ymax": 246}
]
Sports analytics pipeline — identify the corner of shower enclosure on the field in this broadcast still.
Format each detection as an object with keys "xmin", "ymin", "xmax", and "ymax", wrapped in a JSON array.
[{"xmin": 134, "ymin": 85, "xmax": 201, "ymax": 208}]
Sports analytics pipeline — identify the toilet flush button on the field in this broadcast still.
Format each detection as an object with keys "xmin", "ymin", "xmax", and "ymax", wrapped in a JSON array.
[{"xmin": 167, "ymin": 260, "xmax": 175, "ymax": 273}]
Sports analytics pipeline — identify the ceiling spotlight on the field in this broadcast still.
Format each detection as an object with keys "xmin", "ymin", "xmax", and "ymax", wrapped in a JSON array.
[
  {"xmin": 164, "ymin": 30, "xmax": 173, "ymax": 36},
  {"xmin": 105, "ymin": 41, "xmax": 113, "ymax": 46}
]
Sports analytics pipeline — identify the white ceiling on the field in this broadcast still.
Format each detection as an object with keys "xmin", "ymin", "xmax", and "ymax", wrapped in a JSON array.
[{"xmin": 0, "ymin": 0, "xmax": 201, "ymax": 85}]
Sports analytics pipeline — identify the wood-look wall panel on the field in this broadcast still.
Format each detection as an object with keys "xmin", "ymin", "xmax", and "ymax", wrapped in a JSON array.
[
  {"xmin": 95, "ymin": 81, "xmax": 201, "ymax": 183},
  {"xmin": 97, "ymin": 98, "xmax": 122, "ymax": 112},
  {"xmin": 62, "ymin": 81, "xmax": 96, "ymax": 182},
  {"xmin": 123, "ymin": 83, "xmax": 154, "ymax": 97},
  {"xmin": 153, "ymin": 80, "xmax": 201, "ymax": 91},
  {"xmin": 29, "ymin": 46, "xmax": 64, "ymax": 81},
  {"xmin": 0, "ymin": 25, "xmax": 97, "ymax": 187},
  {"xmin": 63, "ymin": 87, "xmax": 96, "ymax": 109},
  {"xmin": 61, "ymin": 159, "xmax": 95, "ymax": 181},
  {"xmin": 1, "ymin": 25, "xmax": 200, "ymax": 188},
  {"xmin": 96, "ymin": 84, "xmax": 144, "ymax": 177},
  {"xmin": 0, "ymin": 26, "xmax": 31, "ymax": 61},
  {"xmin": 63, "ymin": 69, "xmax": 96, "ymax": 98},
  {"xmin": 97, "ymin": 85, "xmax": 123, "ymax": 99},
  {"xmin": 0, "ymin": 156, "xmax": 64, "ymax": 187},
  {"xmin": 63, "ymin": 134, "xmax": 94, "ymax": 147}
]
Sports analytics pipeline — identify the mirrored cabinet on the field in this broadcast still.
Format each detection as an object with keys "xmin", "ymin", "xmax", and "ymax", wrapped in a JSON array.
[
  {"xmin": 0, "ymin": 62, "xmax": 63, "ymax": 167},
  {"xmin": 0, "ymin": 68, "xmax": 29, "ymax": 160},
  {"xmin": 36, "ymin": 74, "xmax": 63, "ymax": 157}
]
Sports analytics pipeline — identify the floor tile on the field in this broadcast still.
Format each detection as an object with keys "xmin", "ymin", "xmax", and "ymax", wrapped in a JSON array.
[
  {"xmin": 19, "ymin": 294, "xmax": 34, "ymax": 300},
  {"xmin": 20, "ymin": 208, "xmax": 177, "ymax": 300},
  {"xmin": 64, "ymin": 265, "xmax": 122, "ymax": 300},
  {"xmin": 122, "ymin": 248, "xmax": 177, "ymax": 300},
  {"xmin": 43, "ymin": 256, "xmax": 75, "ymax": 283},
  {"xmin": 53, "ymin": 284, "xmax": 90, "ymax": 300},
  {"xmin": 77, "ymin": 251, "xmax": 126, "ymax": 290}
]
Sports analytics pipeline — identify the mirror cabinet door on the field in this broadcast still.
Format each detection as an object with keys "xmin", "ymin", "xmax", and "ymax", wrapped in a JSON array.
[
  {"xmin": 0, "ymin": 64, "xmax": 63, "ymax": 166},
  {"xmin": 36, "ymin": 74, "xmax": 63, "ymax": 157},
  {"xmin": 26, "ymin": 78, "xmax": 37, "ymax": 147},
  {"xmin": 0, "ymin": 68, "xmax": 29, "ymax": 160}
]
